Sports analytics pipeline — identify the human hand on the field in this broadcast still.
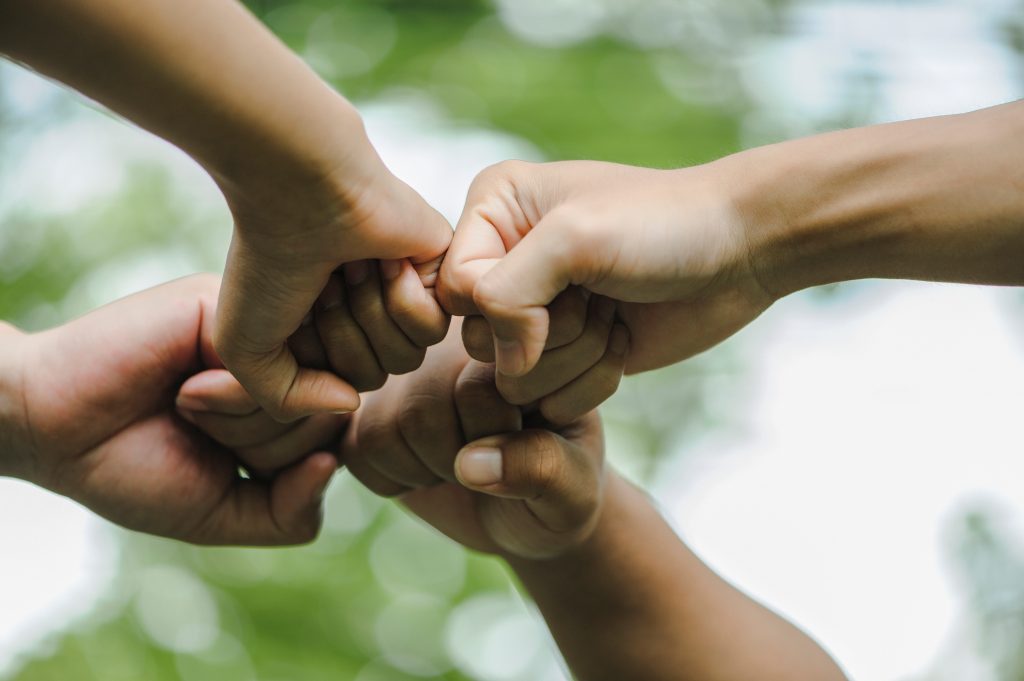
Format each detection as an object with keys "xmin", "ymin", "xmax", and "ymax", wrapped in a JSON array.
[
  {"xmin": 438, "ymin": 159, "xmax": 774, "ymax": 379},
  {"xmin": 215, "ymin": 141, "xmax": 453, "ymax": 423},
  {"xmin": 339, "ymin": 322, "xmax": 608, "ymax": 560},
  {"xmin": 1, "ymin": 275, "xmax": 339, "ymax": 545}
]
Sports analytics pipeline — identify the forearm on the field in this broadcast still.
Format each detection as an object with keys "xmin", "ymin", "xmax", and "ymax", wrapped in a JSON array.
[
  {"xmin": 0, "ymin": 0, "xmax": 376, "ymax": 198},
  {"xmin": 729, "ymin": 100, "xmax": 1024, "ymax": 296},
  {"xmin": 0, "ymin": 323, "xmax": 32, "ymax": 480},
  {"xmin": 508, "ymin": 473, "xmax": 846, "ymax": 681}
]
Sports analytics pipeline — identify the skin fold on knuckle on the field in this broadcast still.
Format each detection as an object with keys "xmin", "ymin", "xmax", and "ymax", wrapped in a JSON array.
[
  {"xmin": 343, "ymin": 443, "xmax": 412, "ymax": 499},
  {"xmin": 495, "ymin": 373, "xmax": 534, "ymax": 407},
  {"xmin": 470, "ymin": 271, "xmax": 527, "ymax": 328},
  {"xmin": 454, "ymin": 373, "xmax": 500, "ymax": 412},
  {"xmin": 397, "ymin": 395, "xmax": 446, "ymax": 451},
  {"xmin": 524, "ymin": 434, "xmax": 597, "ymax": 534},
  {"xmin": 317, "ymin": 319, "xmax": 386, "ymax": 390},
  {"xmin": 517, "ymin": 430, "xmax": 564, "ymax": 498},
  {"xmin": 547, "ymin": 291, "xmax": 589, "ymax": 347},
  {"xmin": 461, "ymin": 318, "xmax": 496, "ymax": 361}
]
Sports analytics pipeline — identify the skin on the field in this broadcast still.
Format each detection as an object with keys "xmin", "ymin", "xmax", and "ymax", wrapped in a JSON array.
[
  {"xmin": 0, "ymin": 0, "xmax": 452, "ymax": 422},
  {"xmin": 439, "ymin": 100, "xmax": 1024, "ymax": 380},
  {"xmin": 0, "ymin": 275, "xmax": 342, "ymax": 545},
  {"xmin": 187, "ymin": 326, "xmax": 846, "ymax": 678},
  {"xmin": 333, "ymin": 331, "xmax": 846, "ymax": 681}
]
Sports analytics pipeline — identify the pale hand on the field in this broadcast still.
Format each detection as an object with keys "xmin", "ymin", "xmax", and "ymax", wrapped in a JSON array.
[
  {"xmin": 438, "ymin": 159, "xmax": 774, "ymax": 378},
  {"xmin": 216, "ymin": 155, "xmax": 453, "ymax": 423}
]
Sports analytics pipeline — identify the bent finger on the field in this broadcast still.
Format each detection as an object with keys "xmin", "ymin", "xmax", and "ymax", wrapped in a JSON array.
[
  {"xmin": 193, "ymin": 451, "xmax": 337, "ymax": 546},
  {"xmin": 237, "ymin": 412, "xmax": 348, "ymax": 477},
  {"xmin": 381, "ymin": 258, "xmax": 450, "ymax": 348},
  {"xmin": 315, "ymin": 273, "xmax": 387, "ymax": 393},
  {"xmin": 496, "ymin": 295, "xmax": 616, "ymax": 406},
  {"xmin": 472, "ymin": 217, "xmax": 580, "ymax": 378},
  {"xmin": 345, "ymin": 260, "xmax": 426, "ymax": 375},
  {"xmin": 538, "ymin": 324, "xmax": 629, "ymax": 426}
]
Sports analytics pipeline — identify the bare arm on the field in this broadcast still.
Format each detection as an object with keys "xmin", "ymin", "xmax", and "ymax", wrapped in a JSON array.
[
  {"xmin": 0, "ymin": 0, "xmax": 368, "ymax": 192},
  {"xmin": 0, "ymin": 0, "xmax": 453, "ymax": 421},
  {"xmin": 735, "ymin": 100, "xmax": 1024, "ymax": 296},
  {"xmin": 325, "ymin": 327, "xmax": 846, "ymax": 680},
  {"xmin": 0, "ymin": 323, "xmax": 30, "ymax": 480},
  {"xmin": 509, "ymin": 473, "xmax": 847, "ymax": 681}
]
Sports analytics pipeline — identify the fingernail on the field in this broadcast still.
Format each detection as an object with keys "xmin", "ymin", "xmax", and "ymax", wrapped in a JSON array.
[
  {"xmin": 609, "ymin": 324, "xmax": 630, "ymax": 356},
  {"xmin": 344, "ymin": 260, "xmax": 370, "ymax": 285},
  {"xmin": 495, "ymin": 338, "xmax": 526, "ymax": 377},
  {"xmin": 597, "ymin": 296, "xmax": 616, "ymax": 323},
  {"xmin": 458, "ymin": 447, "xmax": 503, "ymax": 487},
  {"xmin": 380, "ymin": 259, "xmax": 402, "ymax": 280},
  {"xmin": 175, "ymin": 395, "xmax": 208, "ymax": 412}
]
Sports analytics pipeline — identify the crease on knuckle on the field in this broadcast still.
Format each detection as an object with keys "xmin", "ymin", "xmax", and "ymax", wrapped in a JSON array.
[
  {"xmin": 397, "ymin": 394, "xmax": 443, "ymax": 445},
  {"xmin": 471, "ymin": 275, "xmax": 507, "ymax": 319},
  {"xmin": 495, "ymin": 374, "xmax": 532, "ymax": 407},
  {"xmin": 455, "ymin": 372, "xmax": 499, "ymax": 409},
  {"xmin": 521, "ymin": 431, "xmax": 563, "ymax": 498},
  {"xmin": 383, "ymin": 290, "xmax": 427, "ymax": 325},
  {"xmin": 349, "ymin": 291, "xmax": 387, "ymax": 326}
]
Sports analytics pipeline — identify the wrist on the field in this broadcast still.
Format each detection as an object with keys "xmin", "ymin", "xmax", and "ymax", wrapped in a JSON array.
[
  {"xmin": 212, "ymin": 97, "xmax": 382, "ymax": 221},
  {"xmin": 0, "ymin": 324, "xmax": 34, "ymax": 480}
]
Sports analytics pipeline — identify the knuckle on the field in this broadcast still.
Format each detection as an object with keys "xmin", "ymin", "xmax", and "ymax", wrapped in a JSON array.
[
  {"xmin": 345, "ymin": 458, "xmax": 409, "ymax": 498},
  {"xmin": 462, "ymin": 317, "xmax": 495, "ymax": 360},
  {"xmin": 350, "ymin": 369, "xmax": 388, "ymax": 393},
  {"xmin": 418, "ymin": 315, "xmax": 452, "ymax": 347},
  {"xmin": 355, "ymin": 418, "xmax": 392, "ymax": 458},
  {"xmin": 348, "ymin": 289, "xmax": 385, "ymax": 325},
  {"xmin": 520, "ymin": 431, "xmax": 564, "ymax": 492},
  {"xmin": 437, "ymin": 260, "xmax": 477, "ymax": 316},
  {"xmin": 289, "ymin": 516, "xmax": 323, "ymax": 546},
  {"xmin": 383, "ymin": 289, "xmax": 424, "ymax": 323},
  {"xmin": 397, "ymin": 395, "xmax": 443, "ymax": 444},
  {"xmin": 579, "ymin": 320, "xmax": 611, "ymax": 362},
  {"xmin": 550, "ymin": 310, "xmax": 586, "ymax": 347},
  {"xmin": 379, "ymin": 346, "xmax": 426, "ymax": 375},
  {"xmin": 476, "ymin": 159, "xmax": 531, "ymax": 185},
  {"xmin": 317, "ymin": 307, "xmax": 361, "ymax": 342},
  {"xmin": 471, "ymin": 275, "xmax": 506, "ymax": 317},
  {"xmin": 455, "ymin": 371, "xmax": 499, "ymax": 409},
  {"xmin": 538, "ymin": 398, "xmax": 575, "ymax": 428},
  {"xmin": 264, "ymin": 401, "xmax": 293, "ymax": 423},
  {"xmin": 495, "ymin": 374, "xmax": 532, "ymax": 406},
  {"xmin": 595, "ymin": 363, "xmax": 624, "ymax": 398}
]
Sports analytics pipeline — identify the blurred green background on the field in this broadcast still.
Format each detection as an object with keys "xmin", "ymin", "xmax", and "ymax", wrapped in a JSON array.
[{"xmin": 2, "ymin": 1, "xmax": 1024, "ymax": 680}]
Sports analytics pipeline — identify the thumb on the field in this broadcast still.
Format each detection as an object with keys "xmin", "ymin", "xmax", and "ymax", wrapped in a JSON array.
[
  {"xmin": 197, "ymin": 451, "xmax": 337, "ymax": 546},
  {"xmin": 472, "ymin": 215, "xmax": 580, "ymax": 377},
  {"xmin": 363, "ymin": 182, "xmax": 453, "ymax": 266},
  {"xmin": 269, "ymin": 451, "xmax": 338, "ymax": 542},
  {"xmin": 455, "ymin": 429, "xmax": 601, "ymax": 537}
]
